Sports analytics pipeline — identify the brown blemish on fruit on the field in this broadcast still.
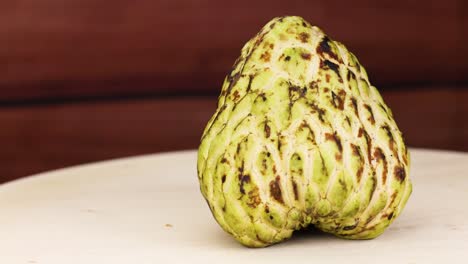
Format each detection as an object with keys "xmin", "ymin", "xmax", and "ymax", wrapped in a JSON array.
[
  {"xmin": 289, "ymin": 85, "xmax": 307, "ymax": 102},
  {"xmin": 343, "ymin": 223, "xmax": 358, "ymax": 230},
  {"xmin": 264, "ymin": 123, "xmax": 271, "ymax": 138},
  {"xmin": 363, "ymin": 131, "xmax": 372, "ymax": 164},
  {"xmin": 379, "ymin": 103, "xmax": 388, "ymax": 115},
  {"xmin": 324, "ymin": 132, "xmax": 343, "ymax": 161},
  {"xmin": 358, "ymin": 127, "xmax": 364, "ymax": 138},
  {"xmin": 285, "ymin": 55, "xmax": 291, "ymax": 61},
  {"xmin": 232, "ymin": 90, "xmax": 240, "ymax": 101},
  {"xmin": 369, "ymin": 174, "xmax": 377, "ymax": 202},
  {"xmin": 382, "ymin": 125, "xmax": 399, "ymax": 159},
  {"xmin": 335, "ymin": 153, "xmax": 343, "ymax": 161},
  {"xmin": 226, "ymin": 72, "xmax": 241, "ymax": 95},
  {"xmin": 277, "ymin": 137, "xmax": 282, "ymax": 152},
  {"xmin": 331, "ymin": 91, "xmax": 344, "ymax": 110},
  {"xmin": 221, "ymin": 175, "xmax": 226, "ymax": 183},
  {"xmin": 245, "ymin": 74, "xmax": 254, "ymax": 93},
  {"xmin": 261, "ymin": 159, "xmax": 267, "ymax": 172},
  {"xmin": 247, "ymin": 186, "xmax": 261, "ymax": 208},
  {"xmin": 318, "ymin": 37, "xmax": 331, "ymax": 52},
  {"xmin": 347, "ymin": 70, "xmax": 357, "ymax": 83},
  {"xmin": 351, "ymin": 144, "xmax": 364, "ymax": 183},
  {"xmin": 389, "ymin": 140, "xmax": 397, "ymax": 159},
  {"xmin": 270, "ymin": 176, "xmax": 284, "ymax": 204},
  {"xmin": 279, "ymin": 53, "xmax": 285, "ymax": 61},
  {"xmin": 260, "ymin": 51, "xmax": 271, "ymax": 62},
  {"xmin": 373, "ymin": 148, "xmax": 388, "ymax": 184},
  {"xmin": 301, "ymin": 52, "xmax": 311, "ymax": 60},
  {"xmin": 350, "ymin": 143, "xmax": 361, "ymax": 157},
  {"xmin": 356, "ymin": 166, "xmax": 364, "ymax": 183},
  {"xmin": 309, "ymin": 81, "xmax": 318, "ymax": 90},
  {"xmin": 309, "ymin": 103, "xmax": 326, "ymax": 123},
  {"xmin": 345, "ymin": 116, "xmax": 351, "ymax": 126},
  {"xmin": 325, "ymin": 133, "xmax": 343, "ymax": 152},
  {"xmin": 254, "ymin": 34, "xmax": 265, "ymax": 45},
  {"xmin": 292, "ymin": 179, "xmax": 299, "ymax": 200},
  {"xmin": 300, "ymin": 121, "xmax": 316, "ymax": 143},
  {"xmin": 382, "ymin": 124, "xmax": 393, "ymax": 138},
  {"xmin": 298, "ymin": 32, "xmax": 310, "ymax": 43},
  {"xmin": 373, "ymin": 148, "xmax": 384, "ymax": 162},
  {"xmin": 317, "ymin": 108, "xmax": 326, "ymax": 122},
  {"xmin": 317, "ymin": 37, "xmax": 336, "ymax": 59},
  {"xmin": 387, "ymin": 212, "xmax": 394, "ymax": 220},
  {"xmin": 289, "ymin": 85, "xmax": 299, "ymax": 92},
  {"xmin": 318, "ymin": 152, "xmax": 328, "ymax": 176},
  {"xmin": 351, "ymin": 97, "xmax": 359, "ymax": 116},
  {"xmin": 239, "ymin": 174, "xmax": 250, "ymax": 194},
  {"xmin": 394, "ymin": 166, "xmax": 406, "ymax": 182},
  {"xmin": 364, "ymin": 104, "xmax": 375, "ymax": 125},
  {"xmin": 231, "ymin": 56, "xmax": 242, "ymax": 71},
  {"xmin": 323, "ymin": 60, "xmax": 340, "ymax": 74}
]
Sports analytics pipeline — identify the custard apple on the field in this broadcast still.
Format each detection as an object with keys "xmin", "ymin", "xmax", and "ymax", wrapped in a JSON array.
[{"xmin": 197, "ymin": 16, "xmax": 412, "ymax": 247}]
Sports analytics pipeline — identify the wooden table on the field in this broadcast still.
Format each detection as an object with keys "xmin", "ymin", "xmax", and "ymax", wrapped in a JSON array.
[{"xmin": 1, "ymin": 149, "xmax": 467, "ymax": 263}]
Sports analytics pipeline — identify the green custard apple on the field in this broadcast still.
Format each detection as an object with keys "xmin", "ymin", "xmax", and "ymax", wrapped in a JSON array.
[{"xmin": 197, "ymin": 16, "xmax": 412, "ymax": 248}]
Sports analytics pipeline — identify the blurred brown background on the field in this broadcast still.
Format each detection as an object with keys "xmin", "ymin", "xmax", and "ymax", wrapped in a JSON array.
[{"xmin": 1, "ymin": 0, "xmax": 467, "ymax": 183}]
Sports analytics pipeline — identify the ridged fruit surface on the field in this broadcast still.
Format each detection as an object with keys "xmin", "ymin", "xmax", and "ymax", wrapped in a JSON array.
[{"xmin": 197, "ymin": 16, "xmax": 412, "ymax": 248}]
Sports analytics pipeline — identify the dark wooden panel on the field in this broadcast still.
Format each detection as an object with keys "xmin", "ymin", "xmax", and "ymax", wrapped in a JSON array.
[
  {"xmin": 0, "ymin": 87, "xmax": 466, "ymax": 183},
  {"xmin": 384, "ymin": 88, "xmax": 467, "ymax": 151},
  {"xmin": 1, "ymin": 0, "xmax": 466, "ymax": 101},
  {"xmin": 0, "ymin": 97, "xmax": 217, "ymax": 182}
]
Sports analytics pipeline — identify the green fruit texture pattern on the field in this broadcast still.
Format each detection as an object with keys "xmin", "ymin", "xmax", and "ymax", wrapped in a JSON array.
[{"xmin": 197, "ymin": 16, "xmax": 412, "ymax": 248}]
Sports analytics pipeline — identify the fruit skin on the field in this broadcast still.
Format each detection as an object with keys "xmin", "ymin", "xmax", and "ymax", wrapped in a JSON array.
[{"xmin": 197, "ymin": 16, "xmax": 412, "ymax": 248}]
